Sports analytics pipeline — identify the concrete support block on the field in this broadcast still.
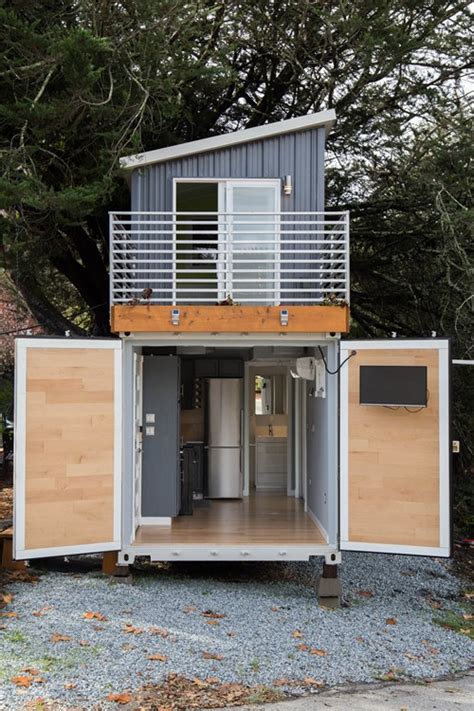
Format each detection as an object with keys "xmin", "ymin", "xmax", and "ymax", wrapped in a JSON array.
[
  {"xmin": 317, "ymin": 563, "xmax": 342, "ymax": 609},
  {"xmin": 102, "ymin": 551, "xmax": 130, "ymax": 577}
]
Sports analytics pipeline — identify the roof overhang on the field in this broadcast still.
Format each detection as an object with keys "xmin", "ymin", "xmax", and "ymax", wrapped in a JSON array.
[{"xmin": 120, "ymin": 109, "xmax": 336, "ymax": 170}]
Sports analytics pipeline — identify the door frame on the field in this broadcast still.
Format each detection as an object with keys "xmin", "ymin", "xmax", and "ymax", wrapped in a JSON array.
[
  {"xmin": 339, "ymin": 338, "xmax": 451, "ymax": 556},
  {"xmin": 132, "ymin": 352, "xmax": 143, "ymax": 532},
  {"xmin": 172, "ymin": 178, "xmax": 282, "ymax": 304},
  {"xmin": 14, "ymin": 338, "xmax": 122, "ymax": 559}
]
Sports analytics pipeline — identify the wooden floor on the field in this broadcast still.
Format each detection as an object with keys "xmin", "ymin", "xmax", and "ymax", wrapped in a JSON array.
[{"xmin": 134, "ymin": 493, "xmax": 325, "ymax": 546}]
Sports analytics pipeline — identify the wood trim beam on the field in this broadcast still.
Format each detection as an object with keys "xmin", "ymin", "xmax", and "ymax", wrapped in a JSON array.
[{"xmin": 111, "ymin": 305, "xmax": 350, "ymax": 334}]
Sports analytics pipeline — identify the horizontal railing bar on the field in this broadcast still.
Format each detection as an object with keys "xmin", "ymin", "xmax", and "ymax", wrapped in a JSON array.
[
  {"xmin": 113, "ymin": 233, "xmax": 346, "ymax": 239},
  {"xmin": 114, "ymin": 284, "xmax": 345, "ymax": 290},
  {"xmin": 116, "ymin": 236, "xmax": 345, "ymax": 242},
  {"xmin": 113, "ymin": 268, "xmax": 346, "ymax": 274},
  {"xmin": 111, "ymin": 210, "xmax": 348, "ymax": 216}
]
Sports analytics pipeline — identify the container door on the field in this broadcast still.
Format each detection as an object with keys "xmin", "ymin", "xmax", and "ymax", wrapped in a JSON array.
[
  {"xmin": 14, "ymin": 338, "xmax": 122, "ymax": 560},
  {"xmin": 133, "ymin": 353, "xmax": 143, "ymax": 529},
  {"xmin": 339, "ymin": 339, "xmax": 451, "ymax": 557}
]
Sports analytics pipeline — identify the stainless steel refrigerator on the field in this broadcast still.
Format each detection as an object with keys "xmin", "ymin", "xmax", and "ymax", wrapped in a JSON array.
[{"xmin": 207, "ymin": 379, "xmax": 242, "ymax": 498}]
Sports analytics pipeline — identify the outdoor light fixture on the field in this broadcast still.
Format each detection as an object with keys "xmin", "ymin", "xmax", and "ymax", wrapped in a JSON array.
[
  {"xmin": 283, "ymin": 175, "xmax": 292, "ymax": 195},
  {"xmin": 171, "ymin": 308, "xmax": 180, "ymax": 326}
]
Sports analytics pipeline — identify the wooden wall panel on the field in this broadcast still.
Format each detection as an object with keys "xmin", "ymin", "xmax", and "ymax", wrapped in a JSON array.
[
  {"xmin": 347, "ymin": 349, "xmax": 440, "ymax": 547},
  {"xmin": 24, "ymin": 348, "xmax": 115, "ymax": 549}
]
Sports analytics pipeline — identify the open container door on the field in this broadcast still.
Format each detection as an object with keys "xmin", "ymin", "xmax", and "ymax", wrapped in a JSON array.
[
  {"xmin": 14, "ymin": 338, "xmax": 122, "ymax": 560},
  {"xmin": 339, "ymin": 339, "xmax": 451, "ymax": 557}
]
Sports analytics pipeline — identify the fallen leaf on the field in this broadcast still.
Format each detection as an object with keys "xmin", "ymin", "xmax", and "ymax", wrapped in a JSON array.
[
  {"xmin": 309, "ymin": 648, "xmax": 327, "ymax": 656},
  {"xmin": 8, "ymin": 570, "xmax": 39, "ymax": 583},
  {"xmin": 271, "ymin": 606, "xmax": 280, "ymax": 612},
  {"xmin": 79, "ymin": 640, "xmax": 90, "ymax": 647},
  {"xmin": 149, "ymin": 627, "xmax": 169, "ymax": 637},
  {"xmin": 462, "ymin": 613, "xmax": 474, "ymax": 621},
  {"xmin": 385, "ymin": 617, "xmax": 397, "ymax": 625},
  {"xmin": 205, "ymin": 677, "xmax": 220, "ymax": 684},
  {"xmin": 51, "ymin": 633, "xmax": 72, "ymax": 643},
  {"xmin": 21, "ymin": 668, "xmax": 40, "ymax": 676},
  {"xmin": 193, "ymin": 677, "xmax": 207, "ymax": 688},
  {"xmin": 297, "ymin": 643, "xmax": 309, "ymax": 651},
  {"xmin": 12, "ymin": 675, "xmax": 33, "ymax": 688},
  {"xmin": 83, "ymin": 611, "xmax": 107, "ymax": 621},
  {"xmin": 273, "ymin": 678, "xmax": 290, "ymax": 687},
  {"xmin": 148, "ymin": 653, "xmax": 168, "ymax": 662},
  {"xmin": 64, "ymin": 682, "xmax": 77, "ymax": 690},
  {"xmin": 106, "ymin": 692, "xmax": 133, "ymax": 704},
  {"xmin": 183, "ymin": 605, "xmax": 197, "ymax": 613},
  {"xmin": 202, "ymin": 652, "xmax": 224, "ymax": 660},
  {"xmin": 123, "ymin": 623, "xmax": 143, "ymax": 635},
  {"xmin": 32, "ymin": 606, "xmax": 51, "ymax": 618},
  {"xmin": 202, "ymin": 610, "xmax": 226, "ymax": 619},
  {"xmin": 356, "ymin": 590, "xmax": 374, "ymax": 598},
  {"xmin": 292, "ymin": 630, "xmax": 304, "ymax": 638},
  {"xmin": 303, "ymin": 677, "xmax": 324, "ymax": 687},
  {"xmin": 0, "ymin": 611, "xmax": 18, "ymax": 618},
  {"xmin": 206, "ymin": 619, "xmax": 220, "ymax": 626},
  {"xmin": 1, "ymin": 593, "xmax": 13, "ymax": 605}
]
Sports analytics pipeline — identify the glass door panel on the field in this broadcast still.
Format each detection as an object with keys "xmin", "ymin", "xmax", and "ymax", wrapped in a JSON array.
[{"xmin": 226, "ymin": 182, "xmax": 280, "ymax": 304}]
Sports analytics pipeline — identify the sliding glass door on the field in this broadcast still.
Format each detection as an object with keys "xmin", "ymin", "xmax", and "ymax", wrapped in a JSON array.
[{"xmin": 225, "ymin": 181, "xmax": 280, "ymax": 304}]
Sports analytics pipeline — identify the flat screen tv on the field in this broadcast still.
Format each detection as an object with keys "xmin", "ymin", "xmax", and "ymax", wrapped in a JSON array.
[{"xmin": 359, "ymin": 365, "xmax": 427, "ymax": 407}]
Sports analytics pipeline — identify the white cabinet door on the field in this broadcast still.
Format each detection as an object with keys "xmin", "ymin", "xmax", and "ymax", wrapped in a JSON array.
[
  {"xmin": 339, "ymin": 339, "xmax": 451, "ymax": 557},
  {"xmin": 14, "ymin": 338, "xmax": 122, "ymax": 559}
]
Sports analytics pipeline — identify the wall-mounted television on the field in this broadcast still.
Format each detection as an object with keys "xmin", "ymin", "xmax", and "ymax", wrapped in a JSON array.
[{"xmin": 359, "ymin": 365, "xmax": 427, "ymax": 407}]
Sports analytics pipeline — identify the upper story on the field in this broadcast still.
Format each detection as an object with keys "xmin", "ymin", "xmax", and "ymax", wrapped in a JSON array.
[{"xmin": 109, "ymin": 109, "xmax": 350, "ymax": 335}]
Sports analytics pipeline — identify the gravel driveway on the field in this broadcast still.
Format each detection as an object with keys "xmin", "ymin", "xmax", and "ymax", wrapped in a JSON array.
[{"xmin": 0, "ymin": 552, "xmax": 472, "ymax": 709}]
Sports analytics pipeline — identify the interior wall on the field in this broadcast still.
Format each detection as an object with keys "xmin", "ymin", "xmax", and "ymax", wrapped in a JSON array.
[{"xmin": 305, "ymin": 344, "xmax": 338, "ymax": 542}]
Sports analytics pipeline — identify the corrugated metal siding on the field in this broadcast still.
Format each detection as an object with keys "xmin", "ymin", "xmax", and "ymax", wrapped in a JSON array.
[
  {"xmin": 132, "ymin": 127, "xmax": 325, "ymax": 211},
  {"xmin": 130, "ymin": 127, "xmax": 326, "ymax": 303}
]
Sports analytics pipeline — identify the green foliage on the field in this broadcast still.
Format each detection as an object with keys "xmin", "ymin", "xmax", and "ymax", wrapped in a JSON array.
[{"xmin": 0, "ymin": 1, "xmax": 472, "ymax": 527}]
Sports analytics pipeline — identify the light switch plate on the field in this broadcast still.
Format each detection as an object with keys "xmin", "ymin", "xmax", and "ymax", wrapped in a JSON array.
[
  {"xmin": 452, "ymin": 440, "xmax": 460, "ymax": 453},
  {"xmin": 146, "ymin": 413, "xmax": 155, "ymax": 423},
  {"xmin": 145, "ymin": 426, "xmax": 155, "ymax": 436}
]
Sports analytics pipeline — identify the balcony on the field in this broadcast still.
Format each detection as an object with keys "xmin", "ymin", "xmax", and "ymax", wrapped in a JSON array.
[{"xmin": 109, "ymin": 211, "xmax": 350, "ymax": 334}]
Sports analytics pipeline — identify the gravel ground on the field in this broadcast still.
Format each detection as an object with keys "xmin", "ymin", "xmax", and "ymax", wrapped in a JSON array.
[{"xmin": 0, "ymin": 552, "xmax": 473, "ymax": 709}]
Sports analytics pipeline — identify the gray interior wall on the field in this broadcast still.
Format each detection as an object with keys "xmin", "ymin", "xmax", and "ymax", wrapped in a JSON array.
[
  {"xmin": 141, "ymin": 356, "xmax": 180, "ymax": 517},
  {"xmin": 305, "ymin": 343, "xmax": 338, "ymax": 543}
]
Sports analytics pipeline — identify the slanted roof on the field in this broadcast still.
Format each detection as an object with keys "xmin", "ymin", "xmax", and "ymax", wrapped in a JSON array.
[{"xmin": 120, "ymin": 109, "xmax": 336, "ymax": 170}]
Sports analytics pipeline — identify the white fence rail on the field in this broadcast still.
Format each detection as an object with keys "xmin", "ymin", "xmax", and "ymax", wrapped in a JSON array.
[{"xmin": 110, "ymin": 211, "xmax": 350, "ymax": 306}]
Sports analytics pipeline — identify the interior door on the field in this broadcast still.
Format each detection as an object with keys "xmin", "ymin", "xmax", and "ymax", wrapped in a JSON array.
[
  {"xmin": 14, "ymin": 338, "xmax": 122, "ymax": 559},
  {"xmin": 133, "ymin": 353, "xmax": 143, "ymax": 529},
  {"xmin": 225, "ymin": 181, "xmax": 280, "ymax": 304},
  {"xmin": 339, "ymin": 339, "xmax": 451, "ymax": 557}
]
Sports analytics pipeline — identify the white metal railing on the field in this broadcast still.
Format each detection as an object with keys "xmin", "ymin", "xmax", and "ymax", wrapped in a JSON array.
[{"xmin": 109, "ymin": 211, "xmax": 350, "ymax": 306}]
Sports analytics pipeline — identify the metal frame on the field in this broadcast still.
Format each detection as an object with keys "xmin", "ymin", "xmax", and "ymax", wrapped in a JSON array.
[
  {"xmin": 109, "ymin": 210, "xmax": 350, "ymax": 306},
  {"xmin": 339, "ymin": 339, "xmax": 451, "ymax": 557},
  {"xmin": 14, "ymin": 338, "xmax": 122, "ymax": 559},
  {"xmin": 120, "ymin": 334, "xmax": 336, "ymax": 562}
]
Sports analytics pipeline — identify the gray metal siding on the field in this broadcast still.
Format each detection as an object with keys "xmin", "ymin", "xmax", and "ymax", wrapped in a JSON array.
[
  {"xmin": 131, "ymin": 127, "xmax": 326, "ymax": 212},
  {"xmin": 130, "ymin": 127, "xmax": 326, "ymax": 303},
  {"xmin": 141, "ymin": 356, "xmax": 180, "ymax": 517}
]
